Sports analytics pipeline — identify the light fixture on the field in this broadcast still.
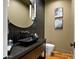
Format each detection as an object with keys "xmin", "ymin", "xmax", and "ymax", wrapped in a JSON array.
[
  {"xmin": 8, "ymin": 0, "xmax": 10, "ymax": 7},
  {"xmin": 29, "ymin": 0, "xmax": 36, "ymax": 21},
  {"xmin": 29, "ymin": 4, "xmax": 32, "ymax": 19}
]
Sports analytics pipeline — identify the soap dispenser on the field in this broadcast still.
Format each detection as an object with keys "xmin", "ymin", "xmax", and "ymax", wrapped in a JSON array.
[{"xmin": 34, "ymin": 33, "xmax": 38, "ymax": 40}]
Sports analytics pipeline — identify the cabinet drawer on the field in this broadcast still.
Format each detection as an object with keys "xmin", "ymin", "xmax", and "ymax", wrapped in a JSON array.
[{"xmin": 21, "ymin": 46, "xmax": 44, "ymax": 59}]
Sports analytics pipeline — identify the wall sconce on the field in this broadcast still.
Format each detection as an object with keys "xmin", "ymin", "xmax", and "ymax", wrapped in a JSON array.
[
  {"xmin": 29, "ymin": 0, "xmax": 36, "ymax": 21},
  {"xmin": 8, "ymin": 0, "xmax": 10, "ymax": 7}
]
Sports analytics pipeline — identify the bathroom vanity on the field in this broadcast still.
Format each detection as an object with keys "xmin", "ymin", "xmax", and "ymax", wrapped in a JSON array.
[
  {"xmin": 5, "ymin": 0, "xmax": 45, "ymax": 59},
  {"xmin": 6, "ymin": 39, "xmax": 45, "ymax": 59}
]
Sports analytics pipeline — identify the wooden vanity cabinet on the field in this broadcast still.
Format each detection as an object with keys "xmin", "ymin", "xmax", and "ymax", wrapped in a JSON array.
[{"xmin": 21, "ymin": 46, "xmax": 44, "ymax": 59}]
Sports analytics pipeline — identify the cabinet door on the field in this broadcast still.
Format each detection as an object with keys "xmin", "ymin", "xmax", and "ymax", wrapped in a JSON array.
[
  {"xmin": 35, "ymin": 46, "xmax": 44, "ymax": 58},
  {"xmin": 21, "ymin": 46, "xmax": 44, "ymax": 59}
]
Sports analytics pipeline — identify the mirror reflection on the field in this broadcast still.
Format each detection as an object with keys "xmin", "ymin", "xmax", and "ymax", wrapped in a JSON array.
[{"xmin": 8, "ymin": 0, "xmax": 36, "ymax": 28}]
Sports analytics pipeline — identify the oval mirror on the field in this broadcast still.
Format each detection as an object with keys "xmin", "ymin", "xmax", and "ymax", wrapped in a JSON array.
[{"xmin": 8, "ymin": 0, "xmax": 36, "ymax": 28}]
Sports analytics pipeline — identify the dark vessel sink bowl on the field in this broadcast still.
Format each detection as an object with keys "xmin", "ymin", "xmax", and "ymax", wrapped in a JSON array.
[{"xmin": 18, "ymin": 37, "xmax": 38, "ymax": 46}]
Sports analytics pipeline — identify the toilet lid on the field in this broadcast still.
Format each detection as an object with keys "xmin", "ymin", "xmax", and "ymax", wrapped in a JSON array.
[{"xmin": 46, "ymin": 43, "xmax": 55, "ymax": 47}]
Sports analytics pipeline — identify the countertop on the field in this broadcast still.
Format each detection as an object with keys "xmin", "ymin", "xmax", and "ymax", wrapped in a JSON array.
[{"xmin": 4, "ymin": 39, "xmax": 46, "ymax": 59}]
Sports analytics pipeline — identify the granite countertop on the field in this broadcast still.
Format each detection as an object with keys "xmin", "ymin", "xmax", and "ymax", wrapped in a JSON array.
[{"xmin": 5, "ymin": 39, "xmax": 46, "ymax": 59}]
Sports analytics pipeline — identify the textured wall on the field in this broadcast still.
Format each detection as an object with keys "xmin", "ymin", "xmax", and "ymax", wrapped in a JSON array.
[{"xmin": 45, "ymin": 0, "xmax": 74, "ymax": 52}]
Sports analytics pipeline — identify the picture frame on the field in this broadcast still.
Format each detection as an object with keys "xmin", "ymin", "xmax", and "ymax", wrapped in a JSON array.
[
  {"xmin": 55, "ymin": 7, "xmax": 63, "ymax": 17},
  {"xmin": 55, "ymin": 18, "xmax": 63, "ymax": 29}
]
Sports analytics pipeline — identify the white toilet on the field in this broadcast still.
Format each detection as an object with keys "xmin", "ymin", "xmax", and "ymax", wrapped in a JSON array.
[
  {"xmin": 46, "ymin": 43, "xmax": 55, "ymax": 56},
  {"xmin": 41, "ymin": 43, "xmax": 55, "ymax": 56}
]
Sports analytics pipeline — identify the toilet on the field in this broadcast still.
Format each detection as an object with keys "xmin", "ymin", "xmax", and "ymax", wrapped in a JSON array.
[
  {"xmin": 41, "ymin": 43, "xmax": 55, "ymax": 56},
  {"xmin": 46, "ymin": 43, "xmax": 55, "ymax": 56}
]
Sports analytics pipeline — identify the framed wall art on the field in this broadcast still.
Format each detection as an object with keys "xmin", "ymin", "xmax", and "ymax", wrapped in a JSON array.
[
  {"xmin": 55, "ymin": 7, "xmax": 63, "ymax": 18},
  {"xmin": 55, "ymin": 18, "xmax": 63, "ymax": 29}
]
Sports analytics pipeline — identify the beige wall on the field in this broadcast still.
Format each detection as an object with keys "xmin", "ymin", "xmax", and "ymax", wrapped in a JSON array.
[
  {"xmin": 45, "ymin": 0, "xmax": 74, "ymax": 52},
  {"xmin": 8, "ymin": 0, "xmax": 33, "ymax": 28}
]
